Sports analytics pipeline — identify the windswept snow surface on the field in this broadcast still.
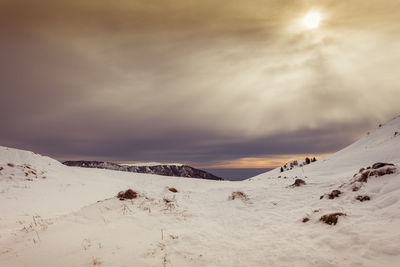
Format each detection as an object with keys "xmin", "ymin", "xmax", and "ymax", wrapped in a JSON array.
[{"xmin": 1, "ymin": 116, "xmax": 400, "ymax": 267}]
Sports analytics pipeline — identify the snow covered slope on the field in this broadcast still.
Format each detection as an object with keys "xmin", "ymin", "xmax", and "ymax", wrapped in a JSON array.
[
  {"xmin": 0, "ymin": 116, "xmax": 399, "ymax": 267},
  {"xmin": 258, "ymin": 115, "xmax": 400, "ymax": 180}
]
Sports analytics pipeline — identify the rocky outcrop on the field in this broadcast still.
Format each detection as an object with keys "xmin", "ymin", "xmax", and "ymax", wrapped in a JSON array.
[{"xmin": 62, "ymin": 160, "xmax": 223, "ymax": 180}]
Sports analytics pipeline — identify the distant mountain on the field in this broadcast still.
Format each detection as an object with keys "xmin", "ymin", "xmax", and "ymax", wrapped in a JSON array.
[{"xmin": 62, "ymin": 160, "xmax": 223, "ymax": 180}]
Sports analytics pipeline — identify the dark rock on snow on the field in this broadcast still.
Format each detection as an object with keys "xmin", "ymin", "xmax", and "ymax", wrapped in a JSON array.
[{"xmin": 168, "ymin": 187, "xmax": 178, "ymax": 193}]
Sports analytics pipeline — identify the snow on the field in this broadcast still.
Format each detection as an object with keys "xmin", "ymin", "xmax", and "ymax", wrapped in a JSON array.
[{"xmin": 0, "ymin": 116, "xmax": 400, "ymax": 266}]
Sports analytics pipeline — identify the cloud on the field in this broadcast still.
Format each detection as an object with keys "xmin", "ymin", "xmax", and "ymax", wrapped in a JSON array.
[{"xmin": 1, "ymin": 0, "xmax": 399, "ymax": 166}]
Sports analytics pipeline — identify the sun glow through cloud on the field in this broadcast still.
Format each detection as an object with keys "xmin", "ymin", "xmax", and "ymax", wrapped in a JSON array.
[{"xmin": 303, "ymin": 11, "xmax": 321, "ymax": 29}]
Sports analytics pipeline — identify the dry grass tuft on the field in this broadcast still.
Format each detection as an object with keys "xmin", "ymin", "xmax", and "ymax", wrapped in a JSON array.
[
  {"xmin": 117, "ymin": 189, "xmax": 138, "ymax": 200},
  {"xmin": 163, "ymin": 197, "xmax": 172, "ymax": 204},
  {"xmin": 92, "ymin": 257, "xmax": 102, "ymax": 266},
  {"xmin": 352, "ymin": 186, "xmax": 360, "ymax": 192},
  {"xmin": 356, "ymin": 195, "xmax": 370, "ymax": 202},
  {"xmin": 357, "ymin": 167, "xmax": 396, "ymax": 183},
  {"xmin": 291, "ymin": 179, "xmax": 306, "ymax": 187},
  {"xmin": 372, "ymin": 162, "xmax": 394, "ymax": 169},
  {"xmin": 162, "ymin": 197, "xmax": 176, "ymax": 210},
  {"xmin": 229, "ymin": 191, "xmax": 250, "ymax": 201},
  {"xmin": 327, "ymin": 190, "xmax": 341, "ymax": 199},
  {"xmin": 320, "ymin": 212, "xmax": 346, "ymax": 225}
]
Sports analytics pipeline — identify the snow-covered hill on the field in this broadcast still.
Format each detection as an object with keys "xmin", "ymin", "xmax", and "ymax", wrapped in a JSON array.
[
  {"xmin": 0, "ymin": 116, "xmax": 399, "ymax": 267},
  {"xmin": 256, "ymin": 115, "xmax": 400, "ymax": 180}
]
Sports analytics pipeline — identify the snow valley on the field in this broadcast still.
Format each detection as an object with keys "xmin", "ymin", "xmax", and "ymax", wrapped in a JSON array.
[{"xmin": 0, "ymin": 116, "xmax": 400, "ymax": 267}]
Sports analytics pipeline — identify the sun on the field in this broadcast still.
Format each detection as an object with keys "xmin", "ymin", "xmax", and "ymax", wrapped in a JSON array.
[{"xmin": 302, "ymin": 11, "xmax": 321, "ymax": 30}]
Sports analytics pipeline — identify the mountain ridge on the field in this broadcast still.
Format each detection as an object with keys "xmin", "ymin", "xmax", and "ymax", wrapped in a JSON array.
[{"xmin": 62, "ymin": 160, "xmax": 223, "ymax": 180}]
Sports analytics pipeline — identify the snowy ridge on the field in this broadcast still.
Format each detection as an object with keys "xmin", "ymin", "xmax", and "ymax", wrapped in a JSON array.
[
  {"xmin": 0, "ymin": 116, "xmax": 400, "ymax": 266},
  {"xmin": 0, "ymin": 146, "xmax": 62, "ymax": 169},
  {"xmin": 121, "ymin": 162, "xmax": 183, "ymax": 167},
  {"xmin": 62, "ymin": 160, "xmax": 222, "ymax": 180}
]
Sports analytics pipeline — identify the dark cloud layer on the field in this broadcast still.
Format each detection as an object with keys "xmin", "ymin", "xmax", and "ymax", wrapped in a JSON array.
[{"xmin": 1, "ymin": 0, "xmax": 399, "ymax": 166}]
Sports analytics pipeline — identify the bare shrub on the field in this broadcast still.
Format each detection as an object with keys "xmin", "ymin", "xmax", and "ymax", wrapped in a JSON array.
[{"xmin": 320, "ymin": 212, "xmax": 346, "ymax": 225}]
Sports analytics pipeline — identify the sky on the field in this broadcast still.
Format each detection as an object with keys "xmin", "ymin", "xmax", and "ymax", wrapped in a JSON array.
[{"xmin": 1, "ymin": 0, "xmax": 399, "ymax": 168}]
